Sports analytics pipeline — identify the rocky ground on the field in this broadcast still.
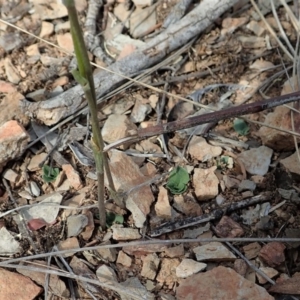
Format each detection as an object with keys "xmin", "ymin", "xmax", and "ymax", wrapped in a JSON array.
[{"xmin": 0, "ymin": 0, "xmax": 300, "ymax": 299}]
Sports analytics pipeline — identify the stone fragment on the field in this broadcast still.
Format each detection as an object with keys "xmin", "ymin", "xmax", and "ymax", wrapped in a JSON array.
[
  {"xmin": 96, "ymin": 265, "xmax": 118, "ymax": 284},
  {"xmin": 243, "ymin": 242, "xmax": 261, "ymax": 260},
  {"xmin": 108, "ymin": 151, "xmax": 154, "ymax": 227},
  {"xmin": 130, "ymin": 99, "xmax": 152, "ymax": 123},
  {"xmin": 256, "ymin": 267, "xmax": 278, "ymax": 284},
  {"xmin": 223, "ymin": 175, "xmax": 240, "ymax": 189},
  {"xmin": 258, "ymin": 106, "xmax": 296, "ymax": 151},
  {"xmin": 0, "ymin": 121, "xmax": 29, "ymax": 172},
  {"xmin": 4, "ymin": 58, "xmax": 20, "ymax": 84},
  {"xmin": 130, "ymin": 6, "xmax": 156, "ymax": 38},
  {"xmin": 80, "ymin": 210, "xmax": 94, "ymax": 240},
  {"xmin": 0, "ymin": 268, "xmax": 42, "ymax": 300},
  {"xmin": 120, "ymin": 277, "xmax": 155, "ymax": 300},
  {"xmin": 102, "ymin": 114, "xmax": 137, "ymax": 149},
  {"xmin": 56, "ymin": 237, "xmax": 79, "ymax": 257},
  {"xmin": 173, "ymin": 194, "xmax": 202, "ymax": 216},
  {"xmin": 67, "ymin": 214, "xmax": 88, "ymax": 237},
  {"xmin": 259, "ymin": 242, "xmax": 286, "ymax": 267},
  {"xmin": 123, "ymin": 243, "xmax": 168, "ymax": 256},
  {"xmin": 269, "ymin": 273, "xmax": 300, "ymax": 294},
  {"xmin": 27, "ymin": 153, "xmax": 48, "ymax": 171},
  {"xmin": 188, "ymin": 136, "xmax": 222, "ymax": 161},
  {"xmin": 237, "ymin": 146, "xmax": 273, "ymax": 175},
  {"xmin": 112, "ymin": 226, "xmax": 141, "ymax": 240},
  {"xmin": 156, "ymin": 258, "xmax": 180, "ymax": 284},
  {"xmin": 0, "ymin": 92, "xmax": 28, "ymax": 126},
  {"xmin": 62, "ymin": 164, "xmax": 83, "ymax": 190},
  {"xmin": 176, "ymin": 266, "xmax": 274, "ymax": 300},
  {"xmin": 176, "ymin": 259, "xmax": 206, "ymax": 278},
  {"xmin": 33, "ymin": 1, "xmax": 68, "ymax": 20},
  {"xmin": 164, "ymin": 244, "xmax": 184, "ymax": 258},
  {"xmin": 3, "ymin": 168, "xmax": 19, "ymax": 183},
  {"xmin": 17, "ymin": 260, "xmax": 69, "ymax": 297},
  {"xmin": 215, "ymin": 216, "xmax": 244, "ymax": 238},
  {"xmin": 57, "ymin": 33, "xmax": 74, "ymax": 52},
  {"xmin": 155, "ymin": 186, "xmax": 171, "ymax": 219},
  {"xmin": 238, "ymin": 179, "xmax": 256, "ymax": 192},
  {"xmin": 280, "ymin": 152, "xmax": 300, "ymax": 175},
  {"xmin": 141, "ymin": 253, "xmax": 160, "ymax": 280},
  {"xmin": 0, "ymin": 80, "xmax": 17, "ymax": 93},
  {"xmin": 96, "ymin": 241, "xmax": 117, "ymax": 262},
  {"xmin": 117, "ymin": 251, "xmax": 132, "ymax": 267},
  {"xmin": 233, "ymin": 259, "xmax": 248, "ymax": 276},
  {"xmin": 39, "ymin": 21, "xmax": 54, "ymax": 38},
  {"xmin": 193, "ymin": 242, "xmax": 236, "ymax": 261},
  {"xmin": 193, "ymin": 167, "xmax": 219, "ymax": 201},
  {"xmin": 0, "ymin": 227, "xmax": 21, "ymax": 255}
]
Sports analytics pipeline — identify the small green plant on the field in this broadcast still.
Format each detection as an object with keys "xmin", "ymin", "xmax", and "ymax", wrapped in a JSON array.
[
  {"xmin": 166, "ymin": 166, "xmax": 190, "ymax": 194},
  {"xmin": 233, "ymin": 118, "xmax": 249, "ymax": 135},
  {"xmin": 42, "ymin": 165, "xmax": 60, "ymax": 182},
  {"xmin": 106, "ymin": 212, "xmax": 124, "ymax": 228}
]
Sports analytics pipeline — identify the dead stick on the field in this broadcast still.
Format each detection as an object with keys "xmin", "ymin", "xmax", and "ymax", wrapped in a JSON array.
[
  {"xmin": 150, "ymin": 192, "xmax": 272, "ymax": 237},
  {"xmin": 139, "ymin": 90, "xmax": 300, "ymax": 138}
]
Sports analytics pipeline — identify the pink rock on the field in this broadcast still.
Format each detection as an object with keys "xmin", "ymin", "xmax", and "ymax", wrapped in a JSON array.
[
  {"xmin": 0, "ymin": 268, "xmax": 42, "ymax": 300},
  {"xmin": 0, "ymin": 80, "xmax": 17, "ymax": 93},
  {"xmin": 62, "ymin": 164, "xmax": 83, "ymax": 190},
  {"xmin": 0, "ymin": 120, "xmax": 29, "ymax": 172},
  {"xmin": 215, "ymin": 216, "xmax": 244, "ymax": 238},
  {"xmin": 155, "ymin": 186, "xmax": 172, "ymax": 219},
  {"xmin": 259, "ymin": 242, "xmax": 286, "ymax": 267},
  {"xmin": 176, "ymin": 266, "xmax": 274, "ymax": 300}
]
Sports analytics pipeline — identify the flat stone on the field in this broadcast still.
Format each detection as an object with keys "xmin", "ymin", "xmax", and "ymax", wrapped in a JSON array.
[
  {"xmin": 0, "ymin": 121, "xmax": 29, "ymax": 172},
  {"xmin": 0, "ymin": 92, "xmax": 28, "ymax": 126},
  {"xmin": 237, "ymin": 146, "xmax": 273, "ymax": 175},
  {"xmin": 280, "ymin": 152, "xmax": 300, "ymax": 175},
  {"xmin": 3, "ymin": 168, "xmax": 19, "ymax": 183},
  {"xmin": 96, "ymin": 241, "xmax": 117, "ymax": 262},
  {"xmin": 193, "ymin": 167, "xmax": 219, "ymax": 201},
  {"xmin": 0, "ymin": 268, "xmax": 42, "ymax": 300},
  {"xmin": 120, "ymin": 277, "xmax": 155, "ymax": 300},
  {"xmin": 258, "ymin": 106, "xmax": 296, "ymax": 151},
  {"xmin": 62, "ymin": 164, "xmax": 83, "ymax": 190},
  {"xmin": 112, "ymin": 226, "xmax": 141, "ymax": 240},
  {"xmin": 173, "ymin": 194, "xmax": 202, "ymax": 216},
  {"xmin": 108, "ymin": 151, "xmax": 154, "ymax": 227},
  {"xmin": 33, "ymin": 1, "xmax": 68, "ymax": 20},
  {"xmin": 57, "ymin": 237, "xmax": 79, "ymax": 257},
  {"xmin": 155, "ymin": 186, "xmax": 172, "ymax": 219},
  {"xmin": 27, "ymin": 153, "xmax": 47, "ymax": 171},
  {"xmin": 238, "ymin": 179, "xmax": 256, "ymax": 192},
  {"xmin": 96, "ymin": 265, "xmax": 118, "ymax": 284},
  {"xmin": 269, "ymin": 273, "xmax": 300, "ymax": 294},
  {"xmin": 243, "ymin": 242, "xmax": 261, "ymax": 260},
  {"xmin": 176, "ymin": 266, "xmax": 274, "ymax": 300},
  {"xmin": 193, "ymin": 242, "xmax": 236, "ymax": 261},
  {"xmin": 17, "ymin": 260, "xmax": 69, "ymax": 298},
  {"xmin": 80, "ymin": 210, "xmax": 94, "ymax": 240},
  {"xmin": 259, "ymin": 242, "xmax": 286, "ymax": 267},
  {"xmin": 164, "ymin": 244, "xmax": 184, "ymax": 258},
  {"xmin": 39, "ymin": 21, "xmax": 54, "ymax": 38},
  {"xmin": 0, "ymin": 80, "xmax": 17, "ymax": 93},
  {"xmin": 141, "ymin": 253, "xmax": 160, "ymax": 280},
  {"xmin": 67, "ymin": 214, "xmax": 88, "ymax": 237},
  {"xmin": 215, "ymin": 216, "xmax": 244, "ymax": 238},
  {"xmin": 117, "ymin": 251, "xmax": 132, "ymax": 267},
  {"xmin": 156, "ymin": 258, "xmax": 180, "ymax": 284},
  {"xmin": 188, "ymin": 136, "xmax": 222, "ymax": 162},
  {"xmin": 257, "ymin": 267, "xmax": 278, "ymax": 284},
  {"xmin": 4, "ymin": 58, "xmax": 20, "ymax": 84},
  {"xmin": 130, "ymin": 99, "xmax": 152, "ymax": 123},
  {"xmin": 233, "ymin": 259, "xmax": 248, "ymax": 276},
  {"xmin": 130, "ymin": 6, "xmax": 156, "ymax": 38},
  {"xmin": 176, "ymin": 259, "xmax": 207, "ymax": 278},
  {"xmin": 102, "ymin": 114, "xmax": 137, "ymax": 149},
  {"xmin": 57, "ymin": 33, "xmax": 74, "ymax": 53}
]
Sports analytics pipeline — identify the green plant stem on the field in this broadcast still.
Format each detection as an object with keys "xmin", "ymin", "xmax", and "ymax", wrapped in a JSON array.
[{"xmin": 63, "ymin": 0, "xmax": 118, "ymax": 228}]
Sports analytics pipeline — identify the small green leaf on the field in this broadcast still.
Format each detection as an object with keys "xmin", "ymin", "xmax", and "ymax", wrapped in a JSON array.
[
  {"xmin": 42, "ymin": 165, "xmax": 60, "ymax": 182},
  {"xmin": 233, "ymin": 118, "xmax": 249, "ymax": 135},
  {"xmin": 106, "ymin": 212, "xmax": 124, "ymax": 228},
  {"xmin": 166, "ymin": 166, "xmax": 189, "ymax": 194}
]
